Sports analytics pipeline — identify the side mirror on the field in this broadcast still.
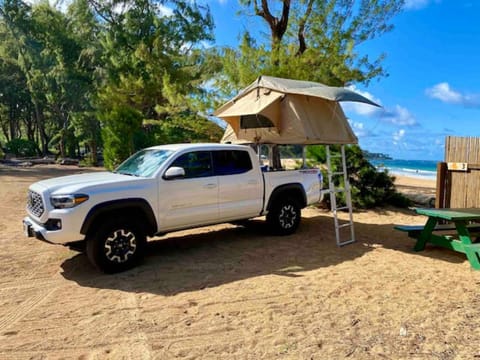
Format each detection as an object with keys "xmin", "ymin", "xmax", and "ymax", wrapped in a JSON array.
[{"xmin": 164, "ymin": 166, "xmax": 185, "ymax": 180}]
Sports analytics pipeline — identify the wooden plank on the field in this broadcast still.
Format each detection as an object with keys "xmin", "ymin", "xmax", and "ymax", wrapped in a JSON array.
[
  {"xmin": 415, "ymin": 207, "xmax": 480, "ymax": 220},
  {"xmin": 470, "ymin": 137, "xmax": 480, "ymax": 208},
  {"xmin": 435, "ymin": 162, "xmax": 447, "ymax": 208},
  {"xmin": 444, "ymin": 136, "xmax": 480, "ymax": 209},
  {"xmin": 428, "ymin": 235, "xmax": 467, "ymax": 253},
  {"xmin": 395, "ymin": 223, "xmax": 480, "ymax": 232}
]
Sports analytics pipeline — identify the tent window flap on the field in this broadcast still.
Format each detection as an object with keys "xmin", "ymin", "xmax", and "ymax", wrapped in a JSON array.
[{"xmin": 240, "ymin": 114, "xmax": 275, "ymax": 129}]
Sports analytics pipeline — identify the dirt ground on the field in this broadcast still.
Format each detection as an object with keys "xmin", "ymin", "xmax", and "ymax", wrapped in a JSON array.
[{"xmin": 1, "ymin": 164, "xmax": 480, "ymax": 359}]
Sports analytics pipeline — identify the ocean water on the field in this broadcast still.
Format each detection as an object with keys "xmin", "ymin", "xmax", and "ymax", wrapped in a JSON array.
[{"xmin": 369, "ymin": 159, "xmax": 439, "ymax": 180}]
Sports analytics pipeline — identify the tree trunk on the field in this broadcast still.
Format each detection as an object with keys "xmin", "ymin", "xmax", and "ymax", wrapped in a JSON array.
[{"xmin": 271, "ymin": 145, "xmax": 282, "ymax": 170}]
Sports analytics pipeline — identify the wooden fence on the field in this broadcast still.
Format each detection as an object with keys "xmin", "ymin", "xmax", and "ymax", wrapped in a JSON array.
[{"xmin": 436, "ymin": 136, "xmax": 480, "ymax": 208}]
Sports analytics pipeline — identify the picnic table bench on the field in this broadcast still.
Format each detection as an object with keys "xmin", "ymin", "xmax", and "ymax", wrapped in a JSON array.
[{"xmin": 394, "ymin": 208, "xmax": 480, "ymax": 270}]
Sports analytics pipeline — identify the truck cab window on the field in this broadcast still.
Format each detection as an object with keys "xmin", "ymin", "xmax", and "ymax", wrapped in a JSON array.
[
  {"xmin": 170, "ymin": 151, "xmax": 213, "ymax": 179},
  {"xmin": 213, "ymin": 150, "xmax": 252, "ymax": 176}
]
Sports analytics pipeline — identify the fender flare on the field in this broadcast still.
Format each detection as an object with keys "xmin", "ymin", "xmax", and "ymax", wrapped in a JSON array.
[
  {"xmin": 266, "ymin": 183, "xmax": 307, "ymax": 211},
  {"xmin": 80, "ymin": 198, "xmax": 157, "ymax": 236}
]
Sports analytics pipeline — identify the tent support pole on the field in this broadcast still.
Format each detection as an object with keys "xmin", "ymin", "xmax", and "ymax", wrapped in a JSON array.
[{"xmin": 302, "ymin": 146, "xmax": 306, "ymax": 168}]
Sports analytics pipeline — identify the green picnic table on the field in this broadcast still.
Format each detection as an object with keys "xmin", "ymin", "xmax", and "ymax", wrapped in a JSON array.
[{"xmin": 395, "ymin": 208, "xmax": 480, "ymax": 270}]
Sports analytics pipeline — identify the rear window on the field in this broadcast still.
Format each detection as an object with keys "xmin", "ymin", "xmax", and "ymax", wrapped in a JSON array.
[{"xmin": 213, "ymin": 150, "xmax": 252, "ymax": 176}]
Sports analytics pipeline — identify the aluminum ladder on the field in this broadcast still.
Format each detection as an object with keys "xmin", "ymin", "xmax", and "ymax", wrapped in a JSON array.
[{"xmin": 326, "ymin": 145, "xmax": 355, "ymax": 246}]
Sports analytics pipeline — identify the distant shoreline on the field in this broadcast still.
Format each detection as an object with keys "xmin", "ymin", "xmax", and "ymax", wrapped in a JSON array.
[{"xmin": 370, "ymin": 159, "xmax": 438, "ymax": 181}]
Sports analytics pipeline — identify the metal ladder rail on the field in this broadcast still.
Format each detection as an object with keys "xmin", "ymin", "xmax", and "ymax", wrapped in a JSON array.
[{"xmin": 326, "ymin": 145, "xmax": 355, "ymax": 246}]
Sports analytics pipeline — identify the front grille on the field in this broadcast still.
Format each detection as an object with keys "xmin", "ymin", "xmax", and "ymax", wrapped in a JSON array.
[{"xmin": 27, "ymin": 190, "xmax": 44, "ymax": 217}]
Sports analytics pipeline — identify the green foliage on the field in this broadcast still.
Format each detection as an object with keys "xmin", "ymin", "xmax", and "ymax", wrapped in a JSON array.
[
  {"xmin": 217, "ymin": 0, "xmax": 403, "ymax": 91},
  {"xmin": 143, "ymin": 114, "xmax": 223, "ymax": 147},
  {"xmin": 101, "ymin": 105, "xmax": 143, "ymax": 170},
  {"xmin": 0, "ymin": 144, "xmax": 4, "ymax": 159},
  {"xmin": 5, "ymin": 138, "xmax": 38, "ymax": 157},
  {"xmin": 95, "ymin": 0, "xmax": 216, "ymax": 166},
  {"xmin": 0, "ymin": 0, "xmax": 218, "ymax": 163},
  {"xmin": 307, "ymin": 144, "xmax": 411, "ymax": 209}
]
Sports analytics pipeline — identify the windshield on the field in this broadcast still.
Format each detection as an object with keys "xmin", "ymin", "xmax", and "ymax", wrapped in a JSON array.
[{"xmin": 115, "ymin": 149, "xmax": 173, "ymax": 177}]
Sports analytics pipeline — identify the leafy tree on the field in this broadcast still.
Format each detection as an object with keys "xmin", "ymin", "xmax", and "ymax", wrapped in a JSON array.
[
  {"xmin": 67, "ymin": 0, "xmax": 103, "ymax": 163},
  {"xmin": 0, "ymin": 30, "xmax": 31, "ymax": 143},
  {"xmin": 93, "ymin": 0, "xmax": 217, "ymax": 168},
  {"xmin": 0, "ymin": 0, "xmax": 99, "ymax": 158},
  {"xmin": 220, "ymin": 0, "xmax": 404, "ymax": 88},
  {"xmin": 0, "ymin": 0, "xmax": 222, "ymax": 166},
  {"xmin": 0, "ymin": 0, "xmax": 51, "ymax": 153}
]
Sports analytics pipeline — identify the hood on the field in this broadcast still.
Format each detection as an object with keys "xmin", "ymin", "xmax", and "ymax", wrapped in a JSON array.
[{"xmin": 34, "ymin": 171, "xmax": 144, "ymax": 194}]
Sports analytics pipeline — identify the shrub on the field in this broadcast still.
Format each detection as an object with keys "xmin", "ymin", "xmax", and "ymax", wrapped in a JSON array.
[
  {"xmin": 307, "ymin": 144, "xmax": 411, "ymax": 209},
  {"xmin": 5, "ymin": 138, "xmax": 38, "ymax": 157}
]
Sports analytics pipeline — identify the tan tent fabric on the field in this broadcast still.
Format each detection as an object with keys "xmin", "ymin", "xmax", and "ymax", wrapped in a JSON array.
[
  {"xmin": 215, "ymin": 76, "xmax": 380, "ymax": 145},
  {"xmin": 232, "ymin": 76, "xmax": 379, "ymax": 106},
  {"xmin": 214, "ymin": 89, "xmax": 284, "ymax": 134}
]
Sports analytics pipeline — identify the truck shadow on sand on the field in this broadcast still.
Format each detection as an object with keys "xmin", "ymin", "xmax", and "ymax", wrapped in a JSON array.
[{"xmin": 60, "ymin": 211, "xmax": 469, "ymax": 295}]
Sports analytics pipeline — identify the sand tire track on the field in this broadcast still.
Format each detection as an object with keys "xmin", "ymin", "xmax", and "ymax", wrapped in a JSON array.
[{"xmin": 0, "ymin": 286, "xmax": 58, "ymax": 333}]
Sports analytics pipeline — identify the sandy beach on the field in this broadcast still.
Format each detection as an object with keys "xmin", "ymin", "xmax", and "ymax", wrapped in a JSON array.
[
  {"xmin": 1, "ymin": 164, "xmax": 479, "ymax": 359},
  {"xmin": 393, "ymin": 175, "xmax": 436, "ymax": 207}
]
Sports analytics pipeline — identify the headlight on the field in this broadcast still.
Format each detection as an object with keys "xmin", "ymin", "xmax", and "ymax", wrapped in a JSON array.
[{"xmin": 50, "ymin": 194, "xmax": 89, "ymax": 209}]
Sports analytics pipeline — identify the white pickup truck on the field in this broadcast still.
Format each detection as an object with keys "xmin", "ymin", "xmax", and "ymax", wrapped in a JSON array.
[{"xmin": 23, "ymin": 143, "xmax": 322, "ymax": 273}]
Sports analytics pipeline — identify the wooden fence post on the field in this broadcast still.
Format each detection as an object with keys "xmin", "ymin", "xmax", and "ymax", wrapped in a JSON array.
[{"xmin": 435, "ymin": 162, "xmax": 447, "ymax": 208}]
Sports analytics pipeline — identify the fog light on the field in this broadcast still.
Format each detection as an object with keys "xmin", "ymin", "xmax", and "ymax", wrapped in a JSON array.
[{"xmin": 45, "ymin": 219, "xmax": 62, "ymax": 231}]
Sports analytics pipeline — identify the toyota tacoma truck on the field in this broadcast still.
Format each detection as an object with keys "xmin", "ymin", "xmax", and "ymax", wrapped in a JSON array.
[{"xmin": 23, "ymin": 143, "xmax": 322, "ymax": 273}]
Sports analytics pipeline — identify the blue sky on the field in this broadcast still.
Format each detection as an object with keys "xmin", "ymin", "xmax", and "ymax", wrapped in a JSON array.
[{"xmin": 209, "ymin": 0, "xmax": 480, "ymax": 160}]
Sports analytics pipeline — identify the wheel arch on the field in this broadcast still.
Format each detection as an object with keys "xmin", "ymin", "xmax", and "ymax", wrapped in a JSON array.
[
  {"xmin": 80, "ymin": 198, "xmax": 157, "ymax": 237},
  {"xmin": 266, "ymin": 184, "xmax": 307, "ymax": 211}
]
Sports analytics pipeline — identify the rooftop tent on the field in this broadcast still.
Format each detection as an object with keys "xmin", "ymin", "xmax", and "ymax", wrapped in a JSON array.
[{"xmin": 214, "ymin": 76, "xmax": 380, "ymax": 145}]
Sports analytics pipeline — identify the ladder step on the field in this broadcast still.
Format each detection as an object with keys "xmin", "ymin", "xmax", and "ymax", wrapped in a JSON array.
[
  {"xmin": 338, "ymin": 239, "xmax": 355, "ymax": 247},
  {"xmin": 335, "ymin": 206, "xmax": 350, "ymax": 211},
  {"xmin": 331, "ymin": 172, "xmax": 346, "ymax": 176},
  {"xmin": 337, "ymin": 223, "xmax": 353, "ymax": 229}
]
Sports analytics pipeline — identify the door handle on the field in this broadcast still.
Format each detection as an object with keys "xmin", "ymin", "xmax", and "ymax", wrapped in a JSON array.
[
  {"xmin": 248, "ymin": 180, "xmax": 258, "ymax": 185},
  {"xmin": 204, "ymin": 183, "xmax": 217, "ymax": 189}
]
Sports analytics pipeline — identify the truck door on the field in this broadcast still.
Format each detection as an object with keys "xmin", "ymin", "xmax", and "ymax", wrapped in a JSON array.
[
  {"xmin": 158, "ymin": 151, "xmax": 218, "ymax": 230},
  {"xmin": 213, "ymin": 149, "xmax": 263, "ymax": 220}
]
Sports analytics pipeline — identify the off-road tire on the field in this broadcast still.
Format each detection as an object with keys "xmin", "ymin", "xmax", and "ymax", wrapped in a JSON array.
[
  {"xmin": 86, "ymin": 216, "xmax": 146, "ymax": 273},
  {"xmin": 266, "ymin": 197, "xmax": 301, "ymax": 235}
]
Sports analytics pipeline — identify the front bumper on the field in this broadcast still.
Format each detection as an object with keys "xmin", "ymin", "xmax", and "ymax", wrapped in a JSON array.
[
  {"xmin": 23, "ymin": 218, "xmax": 48, "ymax": 242},
  {"xmin": 23, "ymin": 217, "xmax": 82, "ymax": 245}
]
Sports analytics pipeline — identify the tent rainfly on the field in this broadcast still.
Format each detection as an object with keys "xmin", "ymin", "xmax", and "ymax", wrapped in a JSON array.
[{"xmin": 214, "ymin": 76, "xmax": 380, "ymax": 145}]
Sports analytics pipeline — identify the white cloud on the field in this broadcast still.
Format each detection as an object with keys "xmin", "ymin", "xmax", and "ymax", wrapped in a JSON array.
[
  {"xmin": 157, "ymin": 4, "xmax": 174, "ymax": 17},
  {"xmin": 426, "ymin": 82, "xmax": 461, "ymax": 103},
  {"xmin": 393, "ymin": 129, "xmax": 405, "ymax": 143},
  {"xmin": 343, "ymin": 87, "xmax": 417, "ymax": 128},
  {"xmin": 404, "ymin": 0, "xmax": 440, "ymax": 10},
  {"xmin": 380, "ymin": 105, "xmax": 417, "ymax": 126},
  {"xmin": 349, "ymin": 121, "xmax": 372, "ymax": 138},
  {"xmin": 426, "ymin": 82, "xmax": 480, "ymax": 107},
  {"xmin": 24, "ymin": 0, "xmax": 71, "ymax": 12}
]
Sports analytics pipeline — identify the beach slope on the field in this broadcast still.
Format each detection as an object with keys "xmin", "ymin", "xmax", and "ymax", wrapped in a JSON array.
[{"xmin": 1, "ymin": 164, "xmax": 479, "ymax": 359}]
